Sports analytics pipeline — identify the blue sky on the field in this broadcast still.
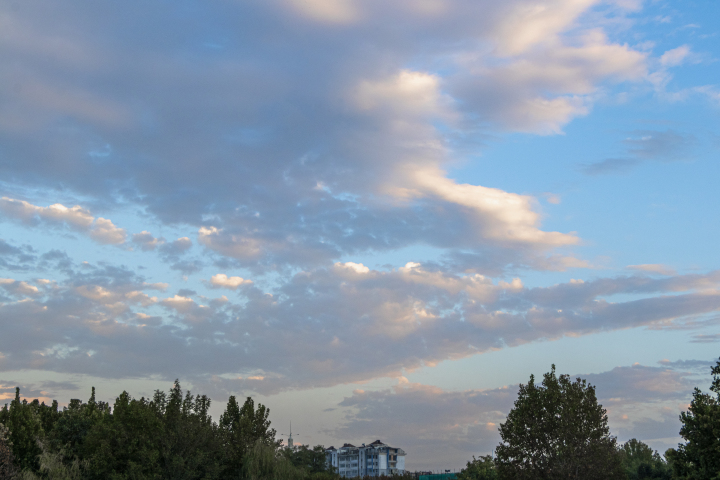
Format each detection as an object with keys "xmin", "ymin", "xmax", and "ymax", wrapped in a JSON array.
[{"xmin": 0, "ymin": 0, "xmax": 719, "ymax": 470}]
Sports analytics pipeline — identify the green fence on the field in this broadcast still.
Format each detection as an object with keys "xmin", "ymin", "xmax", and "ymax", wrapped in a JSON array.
[{"xmin": 418, "ymin": 474, "xmax": 457, "ymax": 480}]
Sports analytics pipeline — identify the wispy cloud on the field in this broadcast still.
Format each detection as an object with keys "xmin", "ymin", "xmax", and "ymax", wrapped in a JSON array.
[{"xmin": 581, "ymin": 130, "xmax": 697, "ymax": 175}]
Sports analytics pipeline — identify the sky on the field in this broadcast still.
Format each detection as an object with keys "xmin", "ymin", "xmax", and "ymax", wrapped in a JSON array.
[{"xmin": 0, "ymin": 0, "xmax": 719, "ymax": 471}]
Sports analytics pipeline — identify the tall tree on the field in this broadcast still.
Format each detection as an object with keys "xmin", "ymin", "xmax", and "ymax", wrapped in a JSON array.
[
  {"xmin": 5, "ymin": 388, "xmax": 45, "ymax": 472},
  {"xmin": 156, "ymin": 381, "xmax": 221, "ymax": 479},
  {"xmin": 219, "ymin": 396, "xmax": 280, "ymax": 479},
  {"xmin": 495, "ymin": 365, "xmax": 625, "ymax": 480},
  {"xmin": 666, "ymin": 358, "xmax": 720, "ymax": 480},
  {"xmin": 82, "ymin": 391, "xmax": 165, "ymax": 480},
  {"xmin": 48, "ymin": 387, "xmax": 107, "ymax": 460}
]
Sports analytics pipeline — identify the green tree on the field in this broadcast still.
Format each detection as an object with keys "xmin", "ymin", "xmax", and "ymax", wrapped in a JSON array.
[
  {"xmin": 48, "ymin": 387, "xmax": 107, "ymax": 460},
  {"xmin": 82, "ymin": 391, "xmax": 164, "ymax": 480},
  {"xmin": 5, "ymin": 388, "xmax": 45, "ymax": 472},
  {"xmin": 457, "ymin": 455, "xmax": 497, "ymax": 480},
  {"xmin": 495, "ymin": 365, "xmax": 625, "ymax": 480},
  {"xmin": 82, "ymin": 382, "xmax": 221, "ymax": 480},
  {"xmin": 285, "ymin": 444, "xmax": 336, "ymax": 477},
  {"xmin": 155, "ymin": 381, "xmax": 220, "ymax": 479},
  {"xmin": 16, "ymin": 441, "xmax": 87, "ymax": 480},
  {"xmin": 242, "ymin": 440, "xmax": 305, "ymax": 480},
  {"xmin": 219, "ymin": 396, "xmax": 280, "ymax": 478},
  {"xmin": 666, "ymin": 358, "xmax": 720, "ymax": 480},
  {"xmin": 620, "ymin": 438, "xmax": 670, "ymax": 479},
  {"xmin": 0, "ymin": 421, "xmax": 20, "ymax": 479}
]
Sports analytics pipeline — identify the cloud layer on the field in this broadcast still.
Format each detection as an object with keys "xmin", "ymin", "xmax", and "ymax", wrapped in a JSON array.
[
  {"xmin": 1, "ymin": 241, "xmax": 718, "ymax": 394},
  {"xmin": 0, "ymin": 0, "xmax": 655, "ymax": 274}
]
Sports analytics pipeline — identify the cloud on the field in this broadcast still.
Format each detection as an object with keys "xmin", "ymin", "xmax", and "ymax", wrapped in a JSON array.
[
  {"xmin": 581, "ymin": 158, "xmax": 640, "ymax": 175},
  {"xmin": 161, "ymin": 295, "xmax": 195, "ymax": 311},
  {"xmin": 582, "ymin": 130, "xmax": 697, "ymax": 175},
  {"xmin": 159, "ymin": 237, "xmax": 192, "ymax": 256},
  {"xmin": 0, "ymin": 197, "xmax": 94, "ymax": 228},
  {"xmin": 660, "ymin": 45, "xmax": 691, "ymax": 68},
  {"xmin": 409, "ymin": 169, "xmax": 579, "ymax": 247},
  {"xmin": 583, "ymin": 365, "xmax": 695, "ymax": 404},
  {"xmin": 88, "ymin": 217, "xmax": 126, "ymax": 245},
  {"xmin": 132, "ymin": 231, "xmax": 164, "ymax": 251},
  {"xmin": 1, "ymin": 252, "xmax": 719, "ymax": 393},
  {"xmin": 627, "ymin": 264, "xmax": 677, "ymax": 276},
  {"xmin": 0, "ymin": 278, "xmax": 40, "ymax": 297},
  {"xmin": 0, "ymin": 0, "xmax": 652, "ymax": 274},
  {"xmin": 334, "ymin": 380, "xmax": 516, "ymax": 469},
  {"xmin": 0, "ymin": 239, "xmax": 36, "ymax": 272},
  {"xmin": 209, "ymin": 274, "xmax": 253, "ymax": 289},
  {"xmin": 690, "ymin": 334, "xmax": 720, "ymax": 344},
  {"xmin": 330, "ymin": 362, "xmax": 698, "ymax": 469},
  {"xmin": 0, "ymin": 197, "xmax": 126, "ymax": 245},
  {"xmin": 658, "ymin": 358, "xmax": 716, "ymax": 371},
  {"xmin": 451, "ymin": 29, "xmax": 646, "ymax": 134},
  {"xmin": 285, "ymin": 0, "xmax": 361, "ymax": 24}
]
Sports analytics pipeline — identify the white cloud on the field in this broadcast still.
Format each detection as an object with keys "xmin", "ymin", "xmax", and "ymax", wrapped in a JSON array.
[
  {"xmin": 452, "ymin": 29, "xmax": 647, "ymax": 134},
  {"xmin": 0, "ymin": 278, "xmax": 39, "ymax": 296},
  {"xmin": 660, "ymin": 45, "xmax": 691, "ymax": 67},
  {"xmin": 285, "ymin": 0, "xmax": 361, "ymax": 24},
  {"xmin": 161, "ymin": 295, "xmax": 195, "ymax": 312},
  {"xmin": 0, "ymin": 254, "xmax": 718, "ymax": 397},
  {"xmin": 209, "ymin": 274, "xmax": 253, "ymax": 289},
  {"xmin": 0, "ymin": 197, "xmax": 93, "ymax": 228},
  {"xmin": 0, "ymin": 197, "xmax": 126, "ymax": 245},
  {"xmin": 334, "ymin": 262, "xmax": 370, "ymax": 274},
  {"xmin": 88, "ymin": 217, "xmax": 126, "ymax": 245},
  {"xmin": 353, "ymin": 70, "xmax": 450, "ymax": 119},
  {"xmin": 491, "ymin": 0, "xmax": 597, "ymax": 56},
  {"xmin": 0, "ymin": 0, "xmax": 654, "ymax": 275},
  {"xmin": 410, "ymin": 168, "xmax": 579, "ymax": 247}
]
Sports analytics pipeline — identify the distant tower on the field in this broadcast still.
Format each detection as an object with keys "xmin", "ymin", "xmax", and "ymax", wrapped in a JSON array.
[{"xmin": 288, "ymin": 422, "xmax": 294, "ymax": 449}]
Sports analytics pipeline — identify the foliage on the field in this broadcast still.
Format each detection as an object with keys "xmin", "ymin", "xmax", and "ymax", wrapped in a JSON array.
[
  {"xmin": 666, "ymin": 358, "xmax": 720, "ymax": 480},
  {"xmin": 456, "ymin": 455, "xmax": 497, "ymax": 480},
  {"xmin": 18, "ymin": 442, "xmax": 87, "ymax": 480},
  {"xmin": 0, "ymin": 421, "xmax": 20, "ymax": 479},
  {"xmin": 48, "ymin": 388, "xmax": 107, "ymax": 460},
  {"xmin": 495, "ymin": 365, "xmax": 625, "ymax": 480},
  {"xmin": 0, "ymin": 381, "xmax": 335, "ymax": 480},
  {"xmin": 219, "ymin": 395, "xmax": 281, "ymax": 479},
  {"xmin": 619, "ymin": 438, "xmax": 671, "ymax": 479},
  {"xmin": 3, "ymin": 388, "xmax": 47, "ymax": 471},
  {"xmin": 284, "ymin": 444, "xmax": 335, "ymax": 476},
  {"xmin": 243, "ymin": 440, "xmax": 305, "ymax": 480}
]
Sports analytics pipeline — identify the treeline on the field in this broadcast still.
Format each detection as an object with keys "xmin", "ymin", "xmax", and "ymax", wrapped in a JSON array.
[
  {"xmin": 0, "ymin": 381, "xmax": 341, "ymax": 480},
  {"xmin": 456, "ymin": 359, "xmax": 720, "ymax": 480},
  {"xmin": 2, "ymin": 359, "xmax": 719, "ymax": 479}
]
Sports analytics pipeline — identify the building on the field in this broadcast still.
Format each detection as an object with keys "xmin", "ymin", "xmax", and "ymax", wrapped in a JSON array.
[{"xmin": 326, "ymin": 439, "xmax": 406, "ymax": 477}]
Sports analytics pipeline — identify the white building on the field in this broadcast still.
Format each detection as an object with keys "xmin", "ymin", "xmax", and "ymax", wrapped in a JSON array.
[{"xmin": 326, "ymin": 439, "xmax": 406, "ymax": 477}]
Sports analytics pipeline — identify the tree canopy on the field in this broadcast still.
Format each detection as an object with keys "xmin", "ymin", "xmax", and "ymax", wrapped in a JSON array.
[
  {"xmin": 0, "ymin": 381, "xmax": 336, "ymax": 480},
  {"xmin": 666, "ymin": 358, "xmax": 720, "ymax": 480},
  {"xmin": 457, "ymin": 455, "xmax": 497, "ymax": 480},
  {"xmin": 495, "ymin": 365, "xmax": 625, "ymax": 480},
  {"xmin": 619, "ymin": 438, "xmax": 671, "ymax": 479}
]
